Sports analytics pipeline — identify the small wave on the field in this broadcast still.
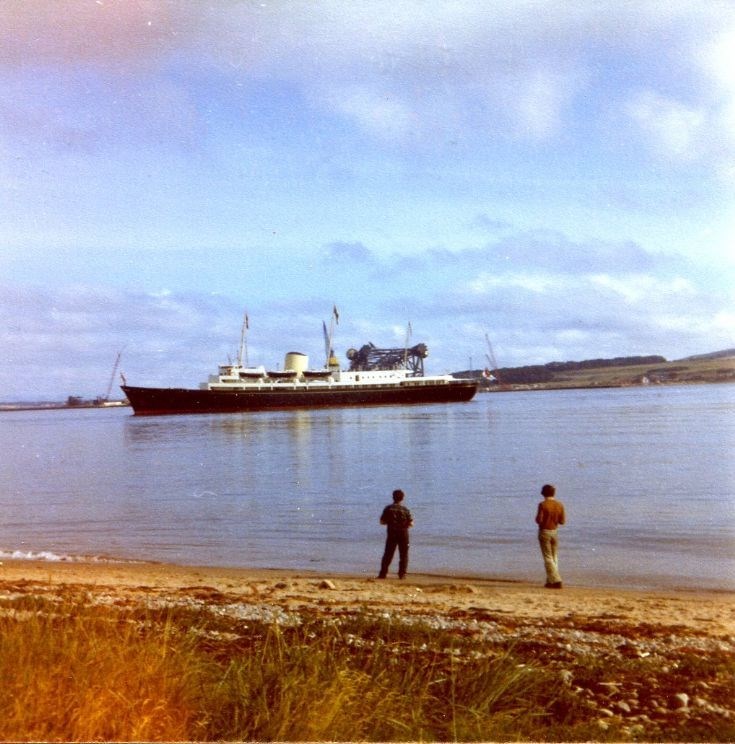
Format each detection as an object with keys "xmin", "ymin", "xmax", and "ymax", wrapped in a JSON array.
[{"xmin": 0, "ymin": 549, "xmax": 144, "ymax": 565}]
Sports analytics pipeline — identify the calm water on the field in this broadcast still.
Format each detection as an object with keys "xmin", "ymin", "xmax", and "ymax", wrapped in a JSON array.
[{"xmin": 1, "ymin": 385, "xmax": 733, "ymax": 591}]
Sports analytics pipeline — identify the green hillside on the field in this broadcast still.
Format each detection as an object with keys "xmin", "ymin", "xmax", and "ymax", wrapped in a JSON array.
[{"xmin": 457, "ymin": 350, "xmax": 735, "ymax": 391}]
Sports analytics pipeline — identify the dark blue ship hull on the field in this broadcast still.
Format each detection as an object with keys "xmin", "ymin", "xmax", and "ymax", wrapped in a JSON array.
[{"xmin": 121, "ymin": 379, "xmax": 477, "ymax": 416}]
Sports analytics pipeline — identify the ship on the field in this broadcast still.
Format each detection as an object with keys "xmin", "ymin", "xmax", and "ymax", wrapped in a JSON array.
[{"xmin": 121, "ymin": 334, "xmax": 477, "ymax": 416}]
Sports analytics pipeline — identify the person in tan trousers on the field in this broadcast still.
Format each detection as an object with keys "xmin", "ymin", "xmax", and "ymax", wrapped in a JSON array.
[{"xmin": 535, "ymin": 483, "xmax": 565, "ymax": 588}]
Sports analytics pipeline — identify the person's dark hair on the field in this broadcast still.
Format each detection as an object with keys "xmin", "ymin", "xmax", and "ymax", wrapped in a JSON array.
[
  {"xmin": 541, "ymin": 484, "xmax": 556, "ymax": 497},
  {"xmin": 392, "ymin": 489, "xmax": 405, "ymax": 502}
]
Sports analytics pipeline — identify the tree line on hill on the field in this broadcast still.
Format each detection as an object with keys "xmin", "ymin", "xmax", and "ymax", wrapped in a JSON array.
[
  {"xmin": 496, "ymin": 355, "xmax": 665, "ymax": 384},
  {"xmin": 455, "ymin": 355, "xmax": 667, "ymax": 384}
]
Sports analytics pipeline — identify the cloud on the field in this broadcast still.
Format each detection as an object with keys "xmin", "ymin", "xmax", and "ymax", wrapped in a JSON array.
[
  {"xmin": 614, "ymin": 15, "xmax": 735, "ymax": 180},
  {"xmin": 325, "ymin": 241, "xmax": 376, "ymax": 263},
  {"xmin": 438, "ymin": 266, "xmax": 729, "ymax": 366},
  {"xmin": 0, "ymin": 284, "xmax": 240, "ymax": 398},
  {"xmin": 4, "ymin": 1, "xmax": 735, "ymax": 160},
  {"xmin": 2, "ymin": 215, "xmax": 732, "ymax": 399},
  {"xmin": 404, "ymin": 231, "xmax": 660, "ymax": 277},
  {"xmin": 466, "ymin": 273, "xmax": 558, "ymax": 295},
  {"xmin": 0, "ymin": 1, "xmax": 176, "ymax": 68},
  {"xmin": 626, "ymin": 91, "xmax": 706, "ymax": 162},
  {"xmin": 495, "ymin": 66, "xmax": 584, "ymax": 141},
  {"xmin": 320, "ymin": 227, "xmax": 734, "ymax": 366},
  {"xmin": 390, "ymin": 228, "xmax": 734, "ymax": 366},
  {"xmin": 471, "ymin": 214, "xmax": 513, "ymax": 233},
  {"xmin": 0, "ymin": 68, "xmax": 205, "ymax": 159},
  {"xmin": 695, "ymin": 28, "xmax": 735, "ymax": 181},
  {"xmin": 2, "ymin": 2, "xmax": 734, "ymax": 392},
  {"xmin": 323, "ymin": 87, "xmax": 416, "ymax": 143},
  {"xmin": 589, "ymin": 274, "xmax": 696, "ymax": 305},
  {"xmin": 486, "ymin": 233, "xmax": 659, "ymax": 275}
]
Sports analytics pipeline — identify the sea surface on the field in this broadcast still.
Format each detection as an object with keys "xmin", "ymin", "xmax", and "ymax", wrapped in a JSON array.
[{"xmin": 1, "ymin": 384, "xmax": 733, "ymax": 591}]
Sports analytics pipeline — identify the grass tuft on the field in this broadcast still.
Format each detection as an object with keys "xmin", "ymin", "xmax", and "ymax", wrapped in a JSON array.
[{"xmin": 5, "ymin": 597, "xmax": 729, "ymax": 741}]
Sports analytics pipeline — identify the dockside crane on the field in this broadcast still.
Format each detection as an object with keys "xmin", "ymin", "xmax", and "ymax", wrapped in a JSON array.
[
  {"xmin": 98, "ymin": 350, "xmax": 123, "ymax": 403},
  {"xmin": 484, "ymin": 332, "xmax": 501, "ymax": 384},
  {"xmin": 346, "ymin": 341, "xmax": 428, "ymax": 377}
]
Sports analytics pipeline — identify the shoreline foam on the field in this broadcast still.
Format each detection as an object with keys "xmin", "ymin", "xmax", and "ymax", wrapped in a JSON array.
[{"xmin": 3, "ymin": 551, "xmax": 734, "ymax": 594}]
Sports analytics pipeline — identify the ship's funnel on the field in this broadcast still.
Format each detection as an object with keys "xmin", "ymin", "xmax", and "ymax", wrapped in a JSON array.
[{"xmin": 284, "ymin": 352, "xmax": 308, "ymax": 373}]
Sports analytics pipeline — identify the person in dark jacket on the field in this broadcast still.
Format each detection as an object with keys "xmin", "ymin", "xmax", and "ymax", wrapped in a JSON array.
[{"xmin": 377, "ymin": 489, "xmax": 413, "ymax": 579}]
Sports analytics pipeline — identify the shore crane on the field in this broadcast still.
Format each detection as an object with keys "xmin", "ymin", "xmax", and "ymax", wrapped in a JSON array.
[
  {"xmin": 484, "ymin": 332, "xmax": 501, "ymax": 384},
  {"xmin": 99, "ymin": 351, "xmax": 123, "ymax": 403}
]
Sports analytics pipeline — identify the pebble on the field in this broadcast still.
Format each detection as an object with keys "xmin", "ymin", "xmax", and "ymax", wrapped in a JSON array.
[
  {"xmin": 8, "ymin": 574, "xmax": 734, "ymax": 740},
  {"xmin": 618, "ymin": 640, "xmax": 643, "ymax": 657}
]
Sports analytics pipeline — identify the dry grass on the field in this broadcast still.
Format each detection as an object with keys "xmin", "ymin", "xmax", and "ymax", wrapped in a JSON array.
[
  {"xmin": 0, "ymin": 597, "xmax": 581, "ymax": 742},
  {"xmin": 3, "ymin": 594, "xmax": 731, "ymax": 741},
  {"xmin": 0, "ymin": 600, "xmax": 204, "ymax": 741}
]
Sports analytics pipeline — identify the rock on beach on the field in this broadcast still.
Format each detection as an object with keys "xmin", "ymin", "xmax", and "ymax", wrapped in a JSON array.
[{"xmin": 1, "ymin": 559, "xmax": 733, "ymax": 739}]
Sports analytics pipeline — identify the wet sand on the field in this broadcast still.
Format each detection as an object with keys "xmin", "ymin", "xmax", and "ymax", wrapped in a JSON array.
[{"xmin": 2, "ymin": 558, "xmax": 733, "ymax": 634}]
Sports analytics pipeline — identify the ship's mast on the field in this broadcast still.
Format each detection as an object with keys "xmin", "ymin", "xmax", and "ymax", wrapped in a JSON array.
[
  {"xmin": 403, "ymin": 321, "xmax": 412, "ymax": 369},
  {"xmin": 325, "ymin": 305, "xmax": 339, "ymax": 367}
]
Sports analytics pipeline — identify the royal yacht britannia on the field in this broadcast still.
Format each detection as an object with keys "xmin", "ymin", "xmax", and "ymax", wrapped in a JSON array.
[{"xmin": 122, "ymin": 319, "xmax": 477, "ymax": 416}]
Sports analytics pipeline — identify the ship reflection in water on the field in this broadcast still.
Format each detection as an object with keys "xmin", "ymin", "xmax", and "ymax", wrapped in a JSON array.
[{"xmin": 1, "ymin": 384, "xmax": 733, "ymax": 591}]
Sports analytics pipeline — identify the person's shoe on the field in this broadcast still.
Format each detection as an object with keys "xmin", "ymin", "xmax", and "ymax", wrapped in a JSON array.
[
  {"xmin": 550, "ymin": 582, "xmax": 562, "ymax": 589},
  {"xmin": 376, "ymin": 575, "xmax": 386, "ymax": 579},
  {"xmin": 398, "ymin": 574, "xmax": 406, "ymax": 579}
]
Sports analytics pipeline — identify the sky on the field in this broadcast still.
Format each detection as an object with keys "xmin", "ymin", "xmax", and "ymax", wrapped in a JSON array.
[{"xmin": 1, "ymin": 0, "xmax": 734, "ymax": 400}]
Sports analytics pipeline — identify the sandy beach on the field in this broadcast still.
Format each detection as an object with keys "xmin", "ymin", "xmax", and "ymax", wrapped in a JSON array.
[
  {"xmin": 2, "ymin": 559, "xmax": 734, "ymax": 740},
  {"xmin": 2, "ymin": 559, "xmax": 733, "ymax": 633}
]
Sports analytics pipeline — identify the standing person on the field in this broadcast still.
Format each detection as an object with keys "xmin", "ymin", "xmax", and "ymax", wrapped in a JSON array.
[
  {"xmin": 377, "ymin": 489, "xmax": 413, "ymax": 579},
  {"xmin": 535, "ymin": 483, "xmax": 565, "ymax": 589}
]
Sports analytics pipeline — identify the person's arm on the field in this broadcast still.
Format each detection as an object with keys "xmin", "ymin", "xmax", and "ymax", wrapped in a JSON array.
[
  {"xmin": 558, "ymin": 504, "xmax": 565, "ymax": 526},
  {"xmin": 535, "ymin": 502, "xmax": 543, "ymax": 526}
]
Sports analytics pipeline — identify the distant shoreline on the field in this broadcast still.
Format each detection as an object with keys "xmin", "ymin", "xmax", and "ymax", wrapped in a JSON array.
[
  {"xmin": 3, "ymin": 351, "xmax": 733, "ymax": 408},
  {"xmin": 0, "ymin": 401, "xmax": 129, "ymax": 412},
  {"xmin": 2, "ymin": 374, "xmax": 733, "ymax": 410},
  {"xmin": 471, "ymin": 352, "xmax": 735, "ymax": 391},
  {"xmin": 481, "ymin": 377, "xmax": 735, "ymax": 393}
]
